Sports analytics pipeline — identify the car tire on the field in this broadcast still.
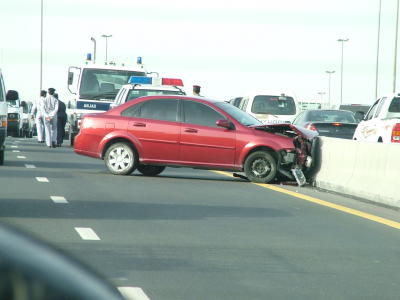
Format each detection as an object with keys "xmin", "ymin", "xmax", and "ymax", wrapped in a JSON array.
[
  {"xmin": 137, "ymin": 165, "xmax": 165, "ymax": 176},
  {"xmin": 104, "ymin": 142, "xmax": 137, "ymax": 175},
  {"xmin": 0, "ymin": 150, "xmax": 4, "ymax": 165},
  {"xmin": 244, "ymin": 151, "xmax": 277, "ymax": 183}
]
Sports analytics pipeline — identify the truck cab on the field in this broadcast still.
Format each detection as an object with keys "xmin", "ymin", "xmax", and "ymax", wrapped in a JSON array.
[
  {"xmin": 113, "ymin": 76, "xmax": 185, "ymax": 108},
  {"xmin": 230, "ymin": 91, "xmax": 299, "ymax": 124},
  {"xmin": 67, "ymin": 57, "xmax": 147, "ymax": 145}
]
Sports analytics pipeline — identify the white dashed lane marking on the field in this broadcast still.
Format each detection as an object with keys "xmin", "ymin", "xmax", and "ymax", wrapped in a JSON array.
[
  {"xmin": 10, "ymin": 145, "xmax": 18, "ymax": 148},
  {"xmin": 17, "ymin": 156, "xmax": 26, "ymax": 159},
  {"xmin": 25, "ymin": 164, "xmax": 36, "ymax": 169},
  {"xmin": 50, "ymin": 196, "xmax": 68, "ymax": 204},
  {"xmin": 118, "ymin": 287, "xmax": 150, "ymax": 300},
  {"xmin": 75, "ymin": 227, "xmax": 101, "ymax": 240},
  {"xmin": 12, "ymin": 150, "xmax": 20, "ymax": 153},
  {"xmin": 36, "ymin": 177, "xmax": 49, "ymax": 182}
]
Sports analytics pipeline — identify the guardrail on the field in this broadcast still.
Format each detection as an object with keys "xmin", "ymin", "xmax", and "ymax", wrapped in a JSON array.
[{"xmin": 312, "ymin": 137, "xmax": 400, "ymax": 208}]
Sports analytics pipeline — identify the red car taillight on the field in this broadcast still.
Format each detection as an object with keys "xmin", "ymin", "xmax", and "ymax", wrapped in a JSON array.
[
  {"xmin": 391, "ymin": 123, "xmax": 400, "ymax": 143},
  {"xmin": 305, "ymin": 123, "xmax": 317, "ymax": 131}
]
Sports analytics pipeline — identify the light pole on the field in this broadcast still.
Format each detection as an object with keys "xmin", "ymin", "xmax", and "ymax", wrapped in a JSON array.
[
  {"xmin": 101, "ymin": 34, "xmax": 112, "ymax": 63},
  {"xmin": 40, "ymin": 0, "xmax": 44, "ymax": 91},
  {"xmin": 375, "ymin": 0, "xmax": 382, "ymax": 99},
  {"xmin": 338, "ymin": 38, "xmax": 349, "ymax": 106},
  {"xmin": 90, "ymin": 37, "xmax": 96, "ymax": 64},
  {"xmin": 325, "ymin": 70, "xmax": 335, "ymax": 108},
  {"xmin": 317, "ymin": 92, "xmax": 326, "ymax": 108},
  {"xmin": 394, "ymin": 0, "xmax": 400, "ymax": 92}
]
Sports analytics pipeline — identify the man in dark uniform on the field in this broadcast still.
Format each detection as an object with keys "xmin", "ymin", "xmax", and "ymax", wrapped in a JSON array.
[{"xmin": 55, "ymin": 93, "xmax": 67, "ymax": 147}]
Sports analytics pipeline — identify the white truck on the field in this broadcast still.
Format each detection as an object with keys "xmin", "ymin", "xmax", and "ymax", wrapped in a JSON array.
[
  {"xmin": 352, "ymin": 93, "xmax": 400, "ymax": 143},
  {"xmin": 67, "ymin": 56, "xmax": 147, "ymax": 145},
  {"xmin": 0, "ymin": 70, "xmax": 7, "ymax": 165}
]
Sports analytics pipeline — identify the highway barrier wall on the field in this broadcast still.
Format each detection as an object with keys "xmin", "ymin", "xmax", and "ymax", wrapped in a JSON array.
[{"xmin": 312, "ymin": 137, "xmax": 400, "ymax": 208}]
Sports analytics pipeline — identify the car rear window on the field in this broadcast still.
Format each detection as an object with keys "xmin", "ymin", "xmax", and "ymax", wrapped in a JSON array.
[
  {"xmin": 307, "ymin": 110, "xmax": 356, "ymax": 123},
  {"xmin": 388, "ymin": 97, "xmax": 400, "ymax": 113},
  {"xmin": 251, "ymin": 95, "xmax": 296, "ymax": 115}
]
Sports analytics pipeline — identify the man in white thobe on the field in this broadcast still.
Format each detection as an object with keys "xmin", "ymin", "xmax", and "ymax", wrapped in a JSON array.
[
  {"xmin": 42, "ymin": 88, "xmax": 59, "ymax": 148},
  {"xmin": 31, "ymin": 90, "xmax": 46, "ymax": 143}
]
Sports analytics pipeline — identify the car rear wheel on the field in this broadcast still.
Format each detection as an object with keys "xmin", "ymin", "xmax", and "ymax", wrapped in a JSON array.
[
  {"xmin": 104, "ymin": 142, "xmax": 137, "ymax": 175},
  {"xmin": 137, "ymin": 165, "xmax": 166, "ymax": 176},
  {"xmin": 244, "ymin": 151, "xmax": 277, "ymax": 183}
]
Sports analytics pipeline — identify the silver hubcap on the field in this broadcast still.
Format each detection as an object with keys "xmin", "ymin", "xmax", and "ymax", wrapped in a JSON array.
[
  {"xmin": 108, "ymin": 146, "xmax": 132, "ymax": 172},
  {"xmin": 251, "ymin": 158, "xmax": 271, "ymax": 177}
]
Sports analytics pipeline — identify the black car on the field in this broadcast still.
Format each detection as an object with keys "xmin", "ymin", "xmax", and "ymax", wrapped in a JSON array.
[{"xmin": 292, "ymin": 109, "xmax": 358, "ymax": 139}]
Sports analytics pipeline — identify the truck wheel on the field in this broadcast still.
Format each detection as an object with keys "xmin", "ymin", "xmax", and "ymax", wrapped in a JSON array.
[
  {"xmin": 244, "ymin": 151, "xmax": 277, "ymax": 183},
  {"xmin": 0, "ymin": 150, "xmax": 4, "ymax": 165},
  {"xmin": 104, "ymin": 142, "xmax": 137, "ymax": 175},
  {"xmin": 137, "ymin": 165, "xmax": 165, "ymax": 176}
]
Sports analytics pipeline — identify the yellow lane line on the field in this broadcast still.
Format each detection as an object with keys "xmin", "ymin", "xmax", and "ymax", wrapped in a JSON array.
[{"xmin": 212, "ymin": 171, "xmax": 400, "ymax": 230}]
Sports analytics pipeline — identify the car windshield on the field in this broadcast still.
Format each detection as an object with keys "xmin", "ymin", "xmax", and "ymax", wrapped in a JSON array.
[
  {"xmin": 251, "ymin": 95, "xmax": 296, "ymax": 115},
  {"xmin": 126, "ymin": 89, "xmax": 185, "ymax": 102},
  {"xmin": 215, "ymin": 101, "xmax": 262, "ymax": 126},
  {"xmin": 307, "ymin": 110, "xmax": 356, "ymax": 123},
  {"xmin": 79, "ymin": 69, "xmax": 146, "ymax": 100}
]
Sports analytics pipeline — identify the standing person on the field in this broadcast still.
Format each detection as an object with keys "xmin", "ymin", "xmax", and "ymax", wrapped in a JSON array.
[
  {"xmin": 42, "ymin": 88, "xmax": 59, "ymax": 148},
  {"xmin": 193, "ymin": 85, "xmax": 202, "ymax": 96},
  {"xmin": 54, "ymin": 93, "xmax": 67, "ymax": 147},
  {"xmin": 31, "ymin": 90, "xmax": 46, "ymax": 143}
]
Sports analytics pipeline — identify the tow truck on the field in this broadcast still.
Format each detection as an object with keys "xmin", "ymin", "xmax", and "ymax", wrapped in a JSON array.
[
  {"xmin": 112, "ymin": 76, "xmax": 185, "ymax": 108},
  {"xmin": 67, "ymin": 55, "xmax": 148, "ymax": 145}
]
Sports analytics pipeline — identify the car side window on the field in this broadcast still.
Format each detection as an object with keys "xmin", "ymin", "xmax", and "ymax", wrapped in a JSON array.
[
  {"xmin": 365, "ymin": 100, "xmax": 379, "ymax": 120},
  {"xmin": 183, "ymin": 101, "xmax": 225, "ymax": 127},
  {"xmin": 374, "ymin": 97, "xmax": 386, "ymax": 117},
  {"xmin": 121, "ymin": 99, "xmax": 178, "ymax": 121}
]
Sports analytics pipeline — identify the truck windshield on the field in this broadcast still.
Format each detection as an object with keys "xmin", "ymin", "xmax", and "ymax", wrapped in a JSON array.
[
  {"xmin": 126, "ymin": 89, "xmax": 185, "ymax": 102},
  {"xmin": 79, "ymin": 69, "xmax": 146, "ymax": 100},
  {"xmin": 251, "ymin": 95, "xmax": 296, "ymax": 115}
]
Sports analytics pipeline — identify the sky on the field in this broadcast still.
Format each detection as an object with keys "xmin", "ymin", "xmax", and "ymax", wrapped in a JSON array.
[{"xmin": 0, "ymin": 0, "xmax": 399, "ymax": 107}]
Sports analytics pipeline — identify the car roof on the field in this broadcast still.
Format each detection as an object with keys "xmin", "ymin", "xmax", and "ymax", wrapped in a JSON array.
[{"xmin": 121, "ymin": 84, "xmax": 183, "ymax": 92}]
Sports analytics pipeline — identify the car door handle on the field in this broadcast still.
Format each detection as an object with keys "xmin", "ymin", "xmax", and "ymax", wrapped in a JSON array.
[
  {"xmin": 184, "ymin": 128, "xmax": 198, "ymax": 133},
  {"xmin": 133, "ymin": 122, "xmax": 146, "ymax": 127}
]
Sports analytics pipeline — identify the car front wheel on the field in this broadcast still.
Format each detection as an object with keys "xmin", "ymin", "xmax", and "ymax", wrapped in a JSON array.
[
  {"xmin": 137, "ymin": 165, "xmax": 166, "ymax": 176},
  {"xmin": 244, "ymin": 151, "xmax": 277, "ymax": 183},
  {"xmin": 104, "ymin": 142, "xmax": 137, "ymax": 175}
]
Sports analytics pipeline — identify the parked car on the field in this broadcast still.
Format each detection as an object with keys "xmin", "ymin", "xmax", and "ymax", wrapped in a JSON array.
[
  {"xmin": 292, "ymin": 109, "xmax": 358, "ymax": 139},
  {"xmin": 74, "ymin": 95, "xmax": 317, "ymax": 184}
]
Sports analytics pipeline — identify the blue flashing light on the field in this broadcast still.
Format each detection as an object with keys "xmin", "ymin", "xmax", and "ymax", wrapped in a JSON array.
[
  {"xmin": 137, "ymin": 56, "xmax": 142, "ymax": 64},
  {"xmin": 86, "ymin": 53, "xmax": 92, "ymax": 61},
  {"xmin": 129, "ymin": 76, "xmax": 152, "ymax": 85}
]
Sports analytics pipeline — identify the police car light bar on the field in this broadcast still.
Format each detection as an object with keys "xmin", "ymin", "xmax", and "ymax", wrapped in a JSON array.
[{"xmin": 128, "ymin": 76, "xmax": 183, "ymax": 87}]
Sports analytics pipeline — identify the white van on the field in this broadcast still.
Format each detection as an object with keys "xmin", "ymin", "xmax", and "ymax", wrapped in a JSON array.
[{"xmin": 230, "ymin": 92, "xmax": 298, "ymax": 124}]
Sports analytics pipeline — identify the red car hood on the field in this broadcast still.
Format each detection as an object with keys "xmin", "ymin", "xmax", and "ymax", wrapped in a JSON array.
[{"xmin": 252, "ymin": 124, "xmax": 319, "ymax": 140}]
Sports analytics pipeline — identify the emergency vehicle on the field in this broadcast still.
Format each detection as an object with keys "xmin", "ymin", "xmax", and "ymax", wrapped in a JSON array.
[
  {"xmin": 67, "ymin": 55, "xmax": 147, "ymax": 145},
  {"xmin": 0, "ymin": 69, "xmax": 7, "ymax": 165},
  {"xmin": 353, "ymin": 93, "xmax": 400, "ymax": 143},
  {"xmin": 112, "ymin": 76, "xmax": 185, "ymax": 108},
  {"xmin": 230, "ymin": 91, "xmax": 299, "ymax": 124}
]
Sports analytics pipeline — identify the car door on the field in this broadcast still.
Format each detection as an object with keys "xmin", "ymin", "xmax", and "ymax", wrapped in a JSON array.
[
  {"xmin": 123, "ymin": 98, "xmax": 180, "ymax": 162},
  {"xmin": 180, "ymin": 100, "xmax": 236, "ymax": 167},
  {"xmin": 356, "ymin": 100, "xmax": 381, "ymax": 141}
]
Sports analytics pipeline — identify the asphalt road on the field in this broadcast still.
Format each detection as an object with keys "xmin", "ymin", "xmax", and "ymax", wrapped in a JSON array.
[{"xmin": 1, "ymin": 137, "xmax": 400, "ymax": 300}]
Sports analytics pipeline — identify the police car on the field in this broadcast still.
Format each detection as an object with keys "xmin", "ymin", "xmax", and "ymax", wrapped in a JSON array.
[{"xmin": 112, "ymin": 76, "xmax": 186, "ymax": 108}]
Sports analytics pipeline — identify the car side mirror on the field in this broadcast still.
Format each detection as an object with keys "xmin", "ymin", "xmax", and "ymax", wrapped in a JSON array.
[
  {"xmin": 6, "ymin": 90, "xmax": 19, "ymax": 101},
  {"xmin": 0, "ymin": 224, "xmax": 125, "ymax": 300},
  {"xmin": 216, "ymin": 119, "xmax": 234, "ymax": 130}
]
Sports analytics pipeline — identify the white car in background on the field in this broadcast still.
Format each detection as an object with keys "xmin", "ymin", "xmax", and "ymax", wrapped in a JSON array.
[{"xmin": 353, "ymin": 93, "xmax": 400, "ymax": 143}]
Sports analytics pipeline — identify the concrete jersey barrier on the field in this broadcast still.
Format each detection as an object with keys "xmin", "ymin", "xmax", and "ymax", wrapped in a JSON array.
[{"xmin": 313, "ymin": 137, "xmax": 400, "ymax": 208}]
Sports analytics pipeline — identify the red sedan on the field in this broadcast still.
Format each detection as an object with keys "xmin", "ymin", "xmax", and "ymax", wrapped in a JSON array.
[{"xmin": 74, "ymin": 95, "xmax": 317, "ymax": 183}]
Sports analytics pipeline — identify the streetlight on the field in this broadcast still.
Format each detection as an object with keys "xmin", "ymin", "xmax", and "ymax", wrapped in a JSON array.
[
  {"xmin": 338, "ymin": 38, "xmax": 349, "ymax": 106},
  {"xmin": 90, "ymin": 37, "xmax": 96, "ymax": 64},
  {"xmin": 325, "ymin": 70, "xmax": 335, "ymax": 108},
  {"xmin": 375, "ymin": 0, "xmax": 382, "ymax": 99},
  {"xmin": 317, "ymin": 92, "xmax": 326, "ymax": 108},
  {"xmin": 101, "ymin": 34, "xmax": 112, "ymax": 63},
  {"xmin": 40, "ymin": 0, "xmax": 44, "ymax": 91},
  {"xmin": 393, "ymin": 0, "xmax": 400, "ymax": 92}
]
